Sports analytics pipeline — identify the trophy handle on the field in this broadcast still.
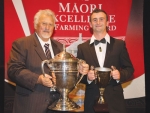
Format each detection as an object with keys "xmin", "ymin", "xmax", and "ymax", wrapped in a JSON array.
[
  {"xmin": 75, "ymin": 74, "xmax": 84, "ymax": 88},
  {"xmin": 109, "ymin": 66, "xmax": 116, "ymax": 81},
  {"xmin": 41, "ymin": 60, "xmax": 50, "ymax": 77},
  {"xmin": 74, "ymin": 59, "xmax": 86, "ymax": 88},
  {"xmin": 41, "ymin": 60, "xmax": 56, "ymax": 91},
  {"xmin": 111, "ymin": 66, "xmax": 116, "ymax": 70},
  {"xmin": 75, "ymin": 61, "xmax": 95, "ymax": 87}
]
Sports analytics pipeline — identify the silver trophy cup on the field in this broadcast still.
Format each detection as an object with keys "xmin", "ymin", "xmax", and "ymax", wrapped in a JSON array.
[
  {"xmin": 41, "ymin": 47, "xmax": 85, "ymax": 111},
  {"xmin": 95, "ymin": 67, "xmax": 111, "ymax": 104}
]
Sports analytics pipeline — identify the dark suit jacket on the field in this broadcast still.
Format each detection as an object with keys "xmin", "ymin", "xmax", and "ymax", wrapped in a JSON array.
[
  {"xmin": 77, "ymin": 37, "xmax": 134, "ymax": 113},
  {"xmin": 7, "ymin": 33, "xmax": 63, "ymax": 113}
]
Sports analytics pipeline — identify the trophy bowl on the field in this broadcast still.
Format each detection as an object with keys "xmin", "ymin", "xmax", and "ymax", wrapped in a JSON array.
[
  {"xmin": 95, "ymin": 67, "xmax": 111, "ymax": 104},
  {"xmin": 41, "ymin": 47, "xmax": 84, "ymax": 111}
]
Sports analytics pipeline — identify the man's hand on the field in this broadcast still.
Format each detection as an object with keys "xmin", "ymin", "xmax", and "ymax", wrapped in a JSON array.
[
  {"xmin": 78, "ymin": 60, "xmax": 89, "ymax": 75},
  {"xmin": 87, "ymin": 70, "xmax": 96, "ymax": 81},
  {"xmin": 51, "ymin": 72, "xmax": 56, "ymax": 85},
  {"xmin": 110, "ymin": 66, "xmax": 120, "ymax": 80},
  {"xmin": 37, "ymin": 74, "xmax": 54, "ymax": 87}
]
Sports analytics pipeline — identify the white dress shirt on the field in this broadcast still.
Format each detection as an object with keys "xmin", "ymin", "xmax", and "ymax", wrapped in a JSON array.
[
  {"xmin": 35, "ymin": 32, "xmax": 54, "ymax": 58},
  {"xmin": 90, "ymin": 33, "xmax": 110, "ymax": 67}
]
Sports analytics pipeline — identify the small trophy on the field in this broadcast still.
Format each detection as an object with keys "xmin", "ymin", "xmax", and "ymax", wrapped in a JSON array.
[{"xmin": 95, "ymin": 67, "xmax": 111, "ymax": 104}]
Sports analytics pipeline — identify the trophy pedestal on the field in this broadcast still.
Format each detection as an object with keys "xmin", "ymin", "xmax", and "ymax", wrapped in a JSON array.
[
  {"xmin": 97, "ymin": 88, "xmax": 105, "ymax": 104},
  {"xmin": 48, "ymin": 98, "xmax": 80, "ymax": 111}
]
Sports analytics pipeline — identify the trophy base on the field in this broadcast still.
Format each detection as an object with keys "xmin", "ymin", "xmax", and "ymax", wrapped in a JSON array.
[
  {"xmin": 94, "ymin": 103, "xmax": 108, "ymax": 112},
  {"xmin": 48, "ymin": 98, "xmax": 80, "ymax": 111},
  {"xmin": 97, "ymin": 88, "xmax": 106, "ymax": 104}
]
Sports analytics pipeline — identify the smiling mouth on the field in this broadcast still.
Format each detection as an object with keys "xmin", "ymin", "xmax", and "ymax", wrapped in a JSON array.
[
  {"xmin": 96, "ymin": 25, "xmax": 102, "ymax": 27},
  {"xmin": 43, "ymin": 30, "xmax": 50, "ymax": 33},
  {"xmin": 96, "ymin": 26, "xmax": 102, "ymax": 28}
]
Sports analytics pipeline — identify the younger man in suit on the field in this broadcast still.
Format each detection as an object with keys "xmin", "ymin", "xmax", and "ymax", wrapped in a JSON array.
[{"xmin": 77, "ymin": 8, "xmax": 134, "ymax": 113}]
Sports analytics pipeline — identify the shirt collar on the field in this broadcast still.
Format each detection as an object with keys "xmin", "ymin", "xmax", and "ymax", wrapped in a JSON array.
[
  {"xmin": 90, "ymin": 33, "xmax": 110, "ymax": 45},
  {"xmin": 35, "ymin": 32, "xmax": 51, "ymax": 47}
]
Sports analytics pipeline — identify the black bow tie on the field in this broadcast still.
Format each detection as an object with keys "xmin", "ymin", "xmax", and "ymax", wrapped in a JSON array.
[{"xmin": 94, "ymin": 38, "xmax": 106, "ymax": 45}]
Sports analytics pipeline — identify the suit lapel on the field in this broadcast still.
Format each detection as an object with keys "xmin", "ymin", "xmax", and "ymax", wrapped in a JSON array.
[
  {"xmin": 51, "ymin": 39, "xmax": 61, "ymax": 56},
  {"xmin": 33, "ymin": 34, "xmax": 47, "ymax": 61},
  {"xmin": 104, "ymin": 37, "xmax": 114, "ymax": 67},
  {"xmin": 88, "ymin": 41, "xmax": 100, "ymax": 67}
]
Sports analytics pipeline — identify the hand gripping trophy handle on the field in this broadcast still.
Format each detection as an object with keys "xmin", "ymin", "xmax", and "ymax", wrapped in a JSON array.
[
  {"xmin": 75, "ymin": 59, "xmax": 86, "ymax": 88},
  {"xmin": 110, "ymin": 66, "xmax": 116, "ymax": 81},
  {"xmin": 41, "ymin": 60, "xmax": 56, "ymax": 92},
  {"xmin": 41, "ymin": 60, "xmax": 50, "ymax": 77}
]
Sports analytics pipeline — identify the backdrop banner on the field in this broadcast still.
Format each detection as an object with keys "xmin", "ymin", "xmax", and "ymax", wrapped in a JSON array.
[{"xmin": 4, "ymin": 0, "xmax": 144, "ymax": 112}]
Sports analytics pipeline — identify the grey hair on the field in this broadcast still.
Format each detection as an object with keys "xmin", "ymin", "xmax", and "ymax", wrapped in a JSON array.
[{"xmin": 34, "ymin": 9, "xmax": 56, "ymax": 29}]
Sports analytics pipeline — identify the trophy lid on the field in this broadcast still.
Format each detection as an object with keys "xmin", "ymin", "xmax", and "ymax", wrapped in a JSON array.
[{"xmin": 52, "ymin": 44, "xmax": 78, "ymax": 62}]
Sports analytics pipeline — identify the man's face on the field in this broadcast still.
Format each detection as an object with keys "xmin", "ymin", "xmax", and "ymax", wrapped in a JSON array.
[
  {"xmin": 35, "ymin": 14, "xmax": 55, "ymax": 41},
  {"xmin": 89, "ymin": 12, "xmax": 109, "ymax": 33}
]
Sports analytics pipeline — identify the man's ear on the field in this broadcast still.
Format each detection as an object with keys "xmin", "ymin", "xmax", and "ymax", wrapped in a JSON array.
[{"xmin": 106, "ymin": 21, "xmax": 109, "ymax": 27}]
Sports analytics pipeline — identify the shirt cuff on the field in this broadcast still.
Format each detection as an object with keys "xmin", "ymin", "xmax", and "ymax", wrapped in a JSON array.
[
  {"xmin": 87, "ymin": 78, "xmax": 92, "ymax": 84},
  {"xmin": 116, "ymin": 80, "xmax": 120, "ymax": 83}
]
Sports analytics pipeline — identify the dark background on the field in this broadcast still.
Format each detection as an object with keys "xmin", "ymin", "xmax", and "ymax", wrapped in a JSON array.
[{"xmin": 1, "ymin": 0, "xmax": 150, "ymax": 113}]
